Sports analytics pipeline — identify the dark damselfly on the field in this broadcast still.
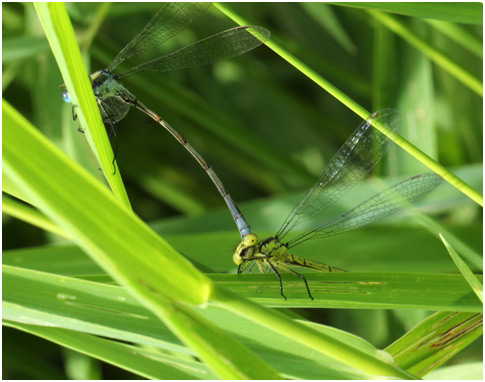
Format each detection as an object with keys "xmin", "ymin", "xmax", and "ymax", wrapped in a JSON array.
[{"xmin": 62, "ymin": 3, "xmax": 268, "ymax": 236}]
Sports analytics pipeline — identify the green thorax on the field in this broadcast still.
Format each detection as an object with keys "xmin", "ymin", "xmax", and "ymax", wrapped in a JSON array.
[
  {"xmin": 90, "ymin": 70, "xmax": 135, "ymax": 102},
  {"xmin": 258, "ymin": 238, "xmax": 289, "ymax": 260}
]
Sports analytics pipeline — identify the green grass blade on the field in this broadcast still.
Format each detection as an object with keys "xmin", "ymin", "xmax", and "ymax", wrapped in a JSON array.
[
  {"xmin": 2, "ymin": 264, "xmax": 187, "ymax": 351},
  {"xmin": 426, "ymin": 362, "xmax": 483, "ymax": 380},
  {"xmin": 212, "ymin": 273, "xmax": 482, "ymax": 311},
  {"xmin": 333, "ymin": 2, "xmax": 483, "ymax": 24},
  {"xmin": 211, "ymin": 286, "xmax": 417, "ymax": 379},
  {"xmin": 405, "ymin": 203, "xmax": 483, "ymax": 270},
  {"xmin": 3, "ymin": 245, "xmax": 104, "ymax": 277},
  {"xmin": 369, "ymin": 10, "xmax": 482, "ymax": 96},
  {"xmin": 155, "ymin": 299, "xmax": 281, "ymax": 379},
  {"xmin": 136, "ymin": 168, "xmax": 208, "ymax": 216},
  {"xmin": 372, "ymin": 23, "xmax": 395, "ymax": 111},
  {"xmin": 0, "ymin": 264, "xmax": 384, "ymax": 378},
  {"xmin": 439, "ymin": 233, "xmax": 483, "ymax": 303},
  {"xmin": 2, "ymin": 99, "xmax": 281, "ymax": 380},
  {"xmin": 1, "ymin": 265, "xmax": 398, "ymax": 379},
  {"xmin": 385, "ymin": 311, "xmax": 483, "ymax": 377},
  {"xmin": 214, "ymin": 3, "xmax": 370, "ymax": 119},
  {"xmin": 5, "ymin": 241, "xmax": 482, "ymax": 312},
  {"xmin": 300, "ymin": 3, "xmax": 357, "ymax": 54},
  {"xmin": 3, "ymin": 171, "xmax": 36, "ymax": 207},
  {"xmin": 4, "ymin": 321, "xmax": 214, "ymax": 380},
  {"xmin": 3, "ymin": 265, "xmax": 292, "ymax": 380},
  {"xmin": 3, "ymin": 98, "xmax": 208, "ymax": 304},
  {"xmin": 214, "ymin": 3, "xmax": 483, "ymax": 207},
  {"xmin": 2, "ymin": 194, "xmax": 69, "ymax": 239},
  {"xmin": 34, "ymin": 3, "xmax": 130, "ymax": 207},
  {"xmin": 424, "ymin": 19, "xmax": 483, "ymax": 58},
  {"xmin": 80, "ymin": 3, "xmax": 113, "ymax": 54},
  {"xmin": 2, "ymin": 36, "xmax": 50, "ymax": 63}
]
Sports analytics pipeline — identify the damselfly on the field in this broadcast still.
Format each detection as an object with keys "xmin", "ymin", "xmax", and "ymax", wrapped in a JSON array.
[
  {"xmin": 62, "ymin": 3, "xmax": 268, "ymax": 231},
  {"xmin": 232, "ymin": 109, "xmax": 442, "ymax": 300}
]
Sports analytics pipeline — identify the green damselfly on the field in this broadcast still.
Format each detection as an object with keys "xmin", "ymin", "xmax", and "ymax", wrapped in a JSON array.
[{"xmin": 232, "ymin": 109, "xmax": 442, "ymax": 300}]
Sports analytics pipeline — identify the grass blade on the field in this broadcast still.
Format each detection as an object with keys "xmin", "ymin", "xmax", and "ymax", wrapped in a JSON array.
[
  {"xmin": 2, "ymin": 194, "xmax": 69, "ymax": 239},
  {"xmin": 212, "ymin": 272, "xmax": 482, "ymax": 311},
  {"xmin": 214, "ymin": 2, "xmax": 483, "ymax": 207},
  {"xmin": 333, "ymin": 2, "xmax": 483, "ymax": 24},
  {"xmin": 369, "ymin": 9, "xmax": 482, "ymax": 96},
  {"xmin": 2, "ymin": 99, "xmax": 281, "ymax": 379},
  {"xmin": 386, "ymin": 311, "xmax": 483, "ymax": 377},
  {"xmin": 4, "ymin": 321, "xmax": 214, "ymax": 380},
  {"xmin": 34, "ymin": 2, "xmax": 130, "ymax": 206},
  {"xmin": 439, "ymin": 233, "xmax": 483, "ymax": 303}
]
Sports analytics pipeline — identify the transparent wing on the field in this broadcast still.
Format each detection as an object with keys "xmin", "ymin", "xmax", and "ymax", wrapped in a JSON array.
[
  {"xmin": 286, "ymin": 173, "xmax": 442, "ymax": 248},
  {"xmin": 117, "ymin": 26, "xmax": 270, "ymax": 79},
  {"xmin": 276, "ymin": 109, "xmax": 401, "ymax": 241},
  {"xmin": 107, "ymin": 2, "xmax": 212, "ymax": 72},
  {"xmin": 98, "ymin": 96, "xmax": 130, "ymax": 123}
]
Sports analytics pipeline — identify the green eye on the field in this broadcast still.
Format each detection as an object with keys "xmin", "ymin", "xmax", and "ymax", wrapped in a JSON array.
[{"xmin": 243, "ymin": 233, "xmax": 258, "ymax": 247}]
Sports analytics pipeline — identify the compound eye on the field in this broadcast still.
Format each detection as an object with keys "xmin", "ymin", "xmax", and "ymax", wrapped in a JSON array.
[
  {"xmin": 243, "ymin": 233, "xmax": 258, "ymax": 247},
  {"xmin": 62, "ymin": 90, "xmax": 72, "ymax": 103}
]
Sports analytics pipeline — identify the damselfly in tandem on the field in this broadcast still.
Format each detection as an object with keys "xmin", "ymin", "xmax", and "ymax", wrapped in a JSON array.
[
  {"xmin": 62, "ymin": 3, "xmax": 268, "ymax": 229},
  {"xmin": 231, "ymin": 109, "xmax": 442, "ymax": 300}
]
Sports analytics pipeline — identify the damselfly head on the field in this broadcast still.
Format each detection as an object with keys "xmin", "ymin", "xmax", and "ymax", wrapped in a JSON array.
[{"xmin": 232, "ymin": 233, "xmax": 259, "ymax": 265}]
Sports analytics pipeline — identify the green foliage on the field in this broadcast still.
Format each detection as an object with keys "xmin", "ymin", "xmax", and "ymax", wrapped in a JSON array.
[
  {"xmin": 3, "ymin": 2, "xmax": 482, "ymax": 380},
  {"xmin": 440, "ymin": 233, "xmax": 483, "ymax": 302}
]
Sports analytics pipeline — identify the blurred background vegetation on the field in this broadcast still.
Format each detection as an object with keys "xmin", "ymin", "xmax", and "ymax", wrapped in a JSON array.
[{"xmin": 3, "ymin": 2, "xmax": 482, "ymax": 379}]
